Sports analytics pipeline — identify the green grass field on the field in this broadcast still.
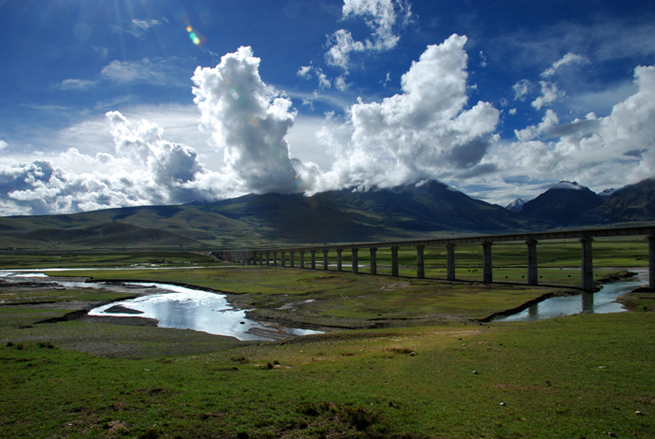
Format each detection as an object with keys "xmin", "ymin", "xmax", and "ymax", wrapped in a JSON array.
[{"xmin": 0, "ymin": 240, "xmax": 653, "ymax": 438}]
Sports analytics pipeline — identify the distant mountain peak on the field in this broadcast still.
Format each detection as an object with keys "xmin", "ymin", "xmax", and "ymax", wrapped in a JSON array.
[
  {"xmin": 505, "ymin": 198, "xmax": 526, "ymax": 212},
  {"xmin": 549, "ymin": 181, "xmax": 586, "ymax": 190},
  {"xmin": 598, "ymin": 185, "xmax": 630, "ymax": 200}
]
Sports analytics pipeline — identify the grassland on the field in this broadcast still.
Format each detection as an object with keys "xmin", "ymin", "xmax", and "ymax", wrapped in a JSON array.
[{"xmin": 0, "ymin": 239, "xmax": 654, "ymax": 438}]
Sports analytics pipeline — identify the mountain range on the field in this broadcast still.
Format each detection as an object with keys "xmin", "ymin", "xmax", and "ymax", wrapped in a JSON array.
[{"xmin": 0, "ymin": 178, "xmax": 653, "ymax": 251}]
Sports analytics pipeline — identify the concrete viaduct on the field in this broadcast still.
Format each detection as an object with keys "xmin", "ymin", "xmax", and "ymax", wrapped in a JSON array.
[{"xmin": 213, "ymin": 225, "xmax": 655, "ymax": 292}]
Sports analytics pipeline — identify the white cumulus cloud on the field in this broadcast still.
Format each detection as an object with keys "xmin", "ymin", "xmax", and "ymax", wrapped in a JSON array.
[
  {"xmin": 325, "ymin": 0, "xmax": 413, "ymax": 70},
  {"xmin": 314, "ymin": 34, "xmax": 500, "ymax": 191},
  {"xmin": 531, "ymin": 81, "xmax": 562, "ymax": 110},
  {"xmin": 192, "ymin": 46, "xmax": 309, "ymax": 195},
  {"xmin": 541, "ymin": 52, "xmax": 588, "ymax": 77},
  {"xmin": 485, "ymin": 64, "xmax": 655, "ymax": 200}
]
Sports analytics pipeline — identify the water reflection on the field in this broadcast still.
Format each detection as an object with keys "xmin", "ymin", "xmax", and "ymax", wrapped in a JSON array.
[
  {"xmin": 497, "ymin": 271, "xmax": 646, "ymax": 322},
  {"xmin": 89, "ymin": 283, "xmax": 322, "ymax": 341}
]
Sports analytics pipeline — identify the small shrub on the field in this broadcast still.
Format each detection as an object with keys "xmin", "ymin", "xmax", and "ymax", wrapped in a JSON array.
[{"xmin": 342, "ymin": 406, "xmax": 381, "ymax": 431}]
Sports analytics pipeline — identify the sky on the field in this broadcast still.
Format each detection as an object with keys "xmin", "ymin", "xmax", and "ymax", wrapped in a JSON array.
[{"xmin": 1, "ymin": 0, "xmax": 655, "ymax": 216}]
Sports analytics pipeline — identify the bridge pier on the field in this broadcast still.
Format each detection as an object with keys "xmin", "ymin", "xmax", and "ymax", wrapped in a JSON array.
[
  {"xmin": 446, "ymin": 244, "xmax": 456, "ymax": 280},
  {"xmin": 273, "ymin": 252, "xmax": 278, "ymax": 266},
  {"xmin": 391, "ymin": 246, "xmax": 399, "ymax": 277},
  {"xmin": 323, "ymin": 250, "xmax": 329, "ymax": 271},
  {"xmin": 336, "ymin": 249, "xmax": 343, "ymax": 272},
  {"xmin": 416, "ymin": 245, "xmax": 425, "ymax": 279},
  {"xmin": 311, "ymin": 251, "xmax": 316, "ymax": 270},
  {"xmin": 290, "ymin": 251, "xmax": 295, "ymax": 268},
  {"xmin": 649, "ymin": 235, "xmax": 655, "ymax": 289},
  {"xmin": 526, "ymin": 240, "xmax": 538, "ymax": 285},
  {"xmin": 299, "ymin": 251, "xmax": 305, "ymax": 269},
  {"xmin": 370, "ymin": 248, "xmax": 377, "ymax": 275},
  {"xmin": 265, "ymin": 252, "xmax": 270, "ymax": 266},
  {"xmin": 351, "ymin": 249, "xmax": 359, "ymax": 274},
  {"xmin": 482, "ymin": 242, "xmax": 493, "ymax": 283},
  {"xmin": 581, "ymin": 237, "xmax": 594, "ymax": 292},
  {"xmin": 259, "ymin": 253, "xmax": 263, "ymax": 266}
]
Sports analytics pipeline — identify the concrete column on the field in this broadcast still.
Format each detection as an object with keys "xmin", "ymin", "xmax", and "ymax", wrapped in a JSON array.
[
  {"xmin": 526, "ymin": 240, "xmax": 538, "ymax": 286},
  {"xmin": 336, "ymin": 249, "xmax": 343, "ymax": 272},
  {"xmin": 446, "ymin": 244, "xmax": 456, "ymax": 281},
  {"xmin": 649, "ymin": 235, "xmax": 655, "ymax": 289},
  {"xmin": 273, "ymin": 252, "xmax": 278, "ymax": 267},
  {"xmin": 391, "ymin": 247, "xmax": 399, "ymax": 277},
  {"xmin": 416, "ymin": 245, "xmax": 425, "ymax": 279},
  {"xmin": 299, "ymin": 251, "xmax": 305, "ymax": 269},
  {"xmin": 281, "ymin": 252, "xmax": 286, "ymax": 267},
  {"xmin": 581, "ymin": 237, "xmax": 594, "ymax": 292},
  {"xmin": 482, "ymin": 242, "xmax": 493, "ymax": 283},
  {"xmin": 323, "ymin": 250, "xmax": 329, "ymax": 271},
  {"xmin": 351, "ymin": 248, "xmax": 359, "ymax": 274},
  {"xmin": 310, "ymin": 251, "xmax": 316, "ymax": 270},
  {"xmin": 259, "ymin": 253, "xmax": 263, "ymax": 266},
  {"xmin": 370, "ymin": 247, "xmax": 377, "ymax": 275},
  {"xmin": 244, "ymin": 252, "xmax": 249, "ymax": 266},
  {"xmin": 266, "ymin": 252, "xmax": 270, "ymax": 266},
  {"xmin": 290, "ymin": 251, "xmax": 295, "ymax": 268},
  {"xmin": 582, "ymin": 292, "xmax": 594, "ymax": 313}
]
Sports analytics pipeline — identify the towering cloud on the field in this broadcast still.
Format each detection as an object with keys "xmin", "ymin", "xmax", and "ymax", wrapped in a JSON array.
[
  {"xmin": 192, "ymin": 46, "xmax": 302, "ymax": 195},
  {"xmin": 315, "ymin": 34, "xmax": 500, "ymax": 191}
]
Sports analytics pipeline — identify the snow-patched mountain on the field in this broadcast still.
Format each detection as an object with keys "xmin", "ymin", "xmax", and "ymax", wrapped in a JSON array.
[{"xmin": 505, "ymin": 198, "xmax": 526, "ymax": 212}]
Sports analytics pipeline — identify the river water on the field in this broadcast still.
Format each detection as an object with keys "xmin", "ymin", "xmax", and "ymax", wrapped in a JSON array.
[
  {"xmin": 1, "ymin": 268, "xmax": 648, "ymax": 333},
  {"xmin": 0, "ymin": 270, "xmax": 321, "ymax": 341},
  {"xmin": 495, "ymin": 269, "xmax": 648, "ymax": 322}
]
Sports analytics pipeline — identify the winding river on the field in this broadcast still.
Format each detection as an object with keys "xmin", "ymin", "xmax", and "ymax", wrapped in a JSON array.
[{"xmin": 1, "ymin": 268, "xmax": 648, "ymax": 336}]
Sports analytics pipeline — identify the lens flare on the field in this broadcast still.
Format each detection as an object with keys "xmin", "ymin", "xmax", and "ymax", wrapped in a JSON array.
[{"xmin": 185, "ymin": 25, "xmax": 206, "ymax": 46}]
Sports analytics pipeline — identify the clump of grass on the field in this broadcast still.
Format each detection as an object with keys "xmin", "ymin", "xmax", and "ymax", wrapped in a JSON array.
[
  {"xmin": 231, "ymin": 356, "xmax": 249, "ymax": 364},
  {"xmin": 385, "ymin": 347, "xmax": 415, "ymax": 355},
  {"xmin": 264, "ymin": 362, "xmax": 274, "ymax": 370},
  {"xmin": 342, "ymin": 405, "xmax": 381, "ymax": 431},
  {"xmin": 297, "ymin": 401, "xmax": 338, "ymax": 417},
  {"xmin": 36, "ymin": 341, "xmax": 57, "ymax": 349}
]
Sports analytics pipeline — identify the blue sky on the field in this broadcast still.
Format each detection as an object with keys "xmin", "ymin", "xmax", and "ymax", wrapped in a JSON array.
[{"xmin": 1, "ymin": 0, "xmax": 655, "ymax": 215}]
